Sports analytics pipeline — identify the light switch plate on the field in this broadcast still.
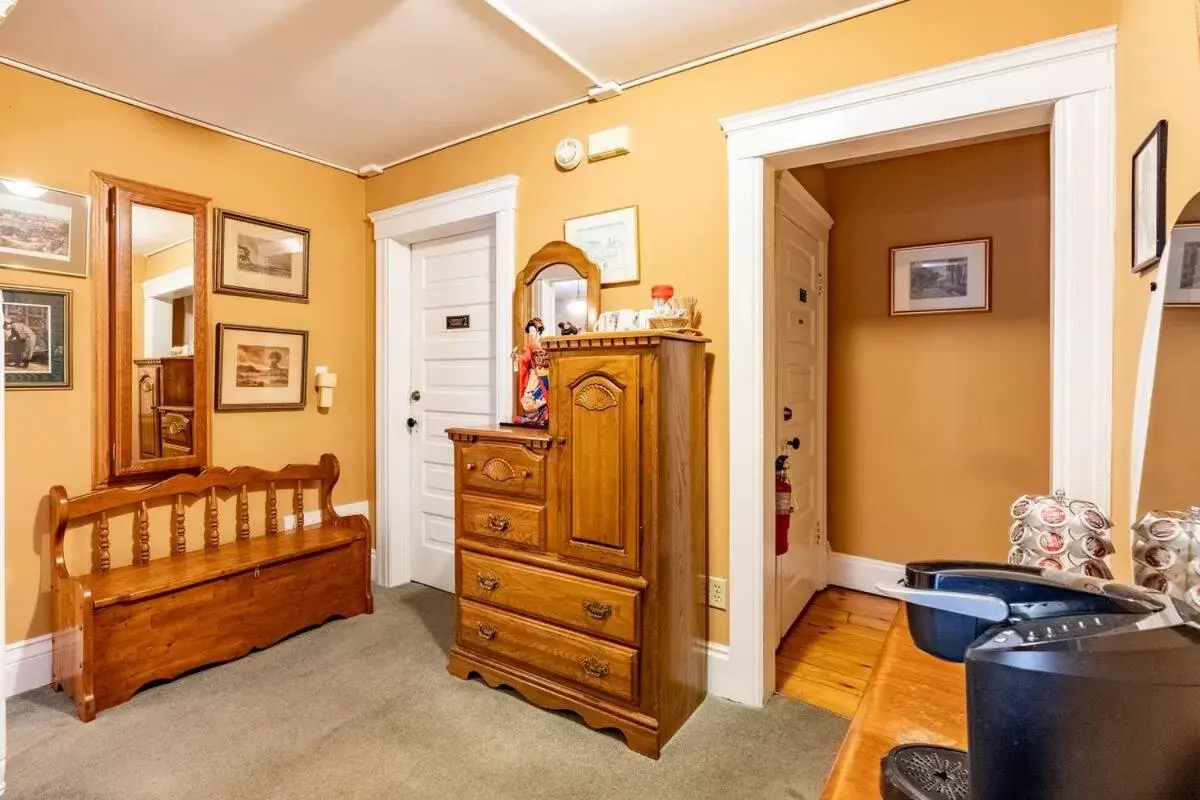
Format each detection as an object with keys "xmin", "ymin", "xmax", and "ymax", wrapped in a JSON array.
[{"xmin": 708, "ymin": 577, "xmax": 727, "ymax": 610}]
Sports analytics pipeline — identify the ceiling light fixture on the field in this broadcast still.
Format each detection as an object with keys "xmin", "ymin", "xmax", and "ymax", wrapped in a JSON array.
[
  {"xmin": 567, "ymin": 298, "xmax": 586, "ymax": 315},
  {"xmin": 0, "ymin": 0, "xmax": 18, "ymax": 23},
  {"xmin": 1, "ymin": 178, "xmax": 47, "ymax": 198}
]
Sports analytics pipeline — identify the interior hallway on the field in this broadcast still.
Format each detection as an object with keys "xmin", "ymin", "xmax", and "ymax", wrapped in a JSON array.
[{"xmin": 776, "ymin": 588, "xmax": 901, "ymax": 718}]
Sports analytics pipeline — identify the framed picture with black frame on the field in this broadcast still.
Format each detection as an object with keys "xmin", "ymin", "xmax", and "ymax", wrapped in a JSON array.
[{"xmin": 1132, "ymin": 119, "xmax": 1168, "ymax": 273}]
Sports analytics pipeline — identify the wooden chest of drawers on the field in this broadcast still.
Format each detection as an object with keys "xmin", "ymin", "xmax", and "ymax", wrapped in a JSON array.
[{"xmin": 447, "ymin": 330, "xmax": 708, "ymax": 758}]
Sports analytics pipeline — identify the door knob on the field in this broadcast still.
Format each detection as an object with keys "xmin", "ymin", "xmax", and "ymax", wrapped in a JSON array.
[
  {"xmin": 410, "ymin": 390, "xmax": 421, "ymax": 402},
  {"xmin": 406, "ymin": 417, "xmax": 418, "ymax": 429},
  {"xmin": 786, "ymin": 437, "xmax": 800, "ymax": 450}
]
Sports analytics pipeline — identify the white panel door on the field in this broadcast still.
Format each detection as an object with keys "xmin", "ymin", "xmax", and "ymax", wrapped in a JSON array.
[
  {"xmin": 775, "ymin": 204, "xmax": 828, "ymax": 644},
  {"xmin": 410, "ymin": 229, "xmax": 496, "ymax": 592}
]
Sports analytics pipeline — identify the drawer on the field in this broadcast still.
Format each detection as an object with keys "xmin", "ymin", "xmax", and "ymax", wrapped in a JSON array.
[
  {"xmin": 461, "ymin": 550, "xmax": 639, "ymax": 645},
  {"xmin": 460, "ymin": 494, "xmax": 544, "ymax": 550},
  {"xmin": 160, "ymin": 411, "xmax": 193, "ymax": 448},
  {"xmin": 458, "ymin": 598, "xmax": 638, "ymax": 703},
  {"xmin": 458, "ymin": 440, "xmax": 546, "ymax": 501}
]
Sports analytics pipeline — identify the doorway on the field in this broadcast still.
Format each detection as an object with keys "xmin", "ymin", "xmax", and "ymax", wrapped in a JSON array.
[
  {"xmin": 370, "ymin": 175, "xmax": 519, "ymax": 590},
  {"xmin": 718, "ymin": 28, "xmax": 1116, "ymax": 707}
]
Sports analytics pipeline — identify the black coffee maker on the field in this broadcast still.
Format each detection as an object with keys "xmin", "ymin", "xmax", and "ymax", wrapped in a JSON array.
[{"xmin": 878, "ymin": 561, "xmax": 1200, "ymax": 800}]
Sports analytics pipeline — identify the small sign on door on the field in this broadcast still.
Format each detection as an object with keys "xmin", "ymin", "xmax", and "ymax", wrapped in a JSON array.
[{"xmin": 445, "ymin": 314, "xmax": 470, "ymax": 329}]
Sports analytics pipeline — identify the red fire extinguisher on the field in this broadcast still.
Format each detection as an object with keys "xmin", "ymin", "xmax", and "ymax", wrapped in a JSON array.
[{"xmin": 775, "ymin": 455, "xmax": 792, "ymax": 556}]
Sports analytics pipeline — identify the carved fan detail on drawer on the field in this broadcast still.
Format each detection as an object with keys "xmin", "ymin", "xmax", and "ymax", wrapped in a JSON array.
[{"xmin": 481, "ymin": 458, "xmax": 517, "ymax": 482}]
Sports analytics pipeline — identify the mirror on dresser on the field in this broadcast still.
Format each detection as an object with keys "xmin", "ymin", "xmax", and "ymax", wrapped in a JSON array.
[
  {"xmin": 511, "ymin": 241, "xmax": 600, "ymax": 425},
  {"xmin": 93, "ymin": 174, "xmax": 210, "ymax": 484},
  {"xmin": 1132, "ymin": 191, "xmax": 1200, "ymax": 598}
]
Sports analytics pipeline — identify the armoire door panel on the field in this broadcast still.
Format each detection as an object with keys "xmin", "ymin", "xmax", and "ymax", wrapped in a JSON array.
[{"xmin": 553, "ymin": 353, "xmax": 641, "ymax": 572}]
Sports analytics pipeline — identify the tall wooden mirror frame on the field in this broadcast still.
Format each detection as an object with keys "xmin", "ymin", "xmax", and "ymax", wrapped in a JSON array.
[
  {"xmin": 512, "ymin": 240, "xmax": 601, "ymax": 344},
  {"xmin": 91, "ymin": 172, "xmax": 211, "ymax": 487},
  {"xmin": 511, "ymin": 240, "xmax": 600, "ymax": 421}
]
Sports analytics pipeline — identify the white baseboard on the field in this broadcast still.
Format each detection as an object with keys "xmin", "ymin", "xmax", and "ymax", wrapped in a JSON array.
[
  {"xmin": 282, "ymin": 500, "xmax": 370, "ymax": 532},
  {"xmin": 706, "ymin": 641, "xmax": 734, "ymax": 700},
  {"xmin": 5, "ymin": 633, "xmax": 51, "ymax": 698},
  {"xmin": 5, "ymin": 501, "xmax": 371, "ymax": 699},
  {"xmin": 829, "ymin": 552, "xmax": 905, "ymax": 596}
]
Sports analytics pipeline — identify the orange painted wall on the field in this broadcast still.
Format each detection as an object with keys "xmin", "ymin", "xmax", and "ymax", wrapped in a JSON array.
[
  {"xmin": 365, "ymin": 0, "xmax": 1115, "ymax": 641},
  {"xmin": 1111, "ymin": 0, "xmax": 1200, "ymax": 580},
  {"xmin": 0, "ymin": 64, "xmax": 371, "ymax": 643},
  {"xmin": 818, "ymin": 134, "xmax": 1051, "ymax": 564}
]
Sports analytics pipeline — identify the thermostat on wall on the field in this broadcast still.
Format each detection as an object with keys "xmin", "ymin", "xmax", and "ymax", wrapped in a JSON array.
[{"xmin": 588, "ymin": 125, "xmax": 631, "ymax": 162}]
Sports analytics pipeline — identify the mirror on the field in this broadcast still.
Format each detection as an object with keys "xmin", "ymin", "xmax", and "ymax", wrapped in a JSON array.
[
  {"xmin": 1133, "ymin": 191, "xmax": 1200, "ymax": 599},
  {"xmin": 131, "ymin": 204, "xmax": 197, "ymax": 459},
  {"xmin": 94, "ymin": 174, "xmax": 210, "ymax": 484},
  {"xmin": 513, "ymin": 241, "xmax": 600, "ymax": 340},
  {"xmin": 511, "ymin": 241, "xmax": 600, "ymax": 424},
  {"xmin": 532, "ymin": 264, "xmax": 589, "ymax": 335}
]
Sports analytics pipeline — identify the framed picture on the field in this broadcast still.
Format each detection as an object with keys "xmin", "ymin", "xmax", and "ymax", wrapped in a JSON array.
[
  {"xmin": 215, "ymin": 323, "xmax": 308, "ymax": 410},
  {"xmin": 0, "ymin": 178, "xmax": 89, "ymax": 278},
  {"xmin": 1132, "ymin": 120, "xmax": 1168, "ymax": 273},
  {"xmin": 1164, "ymin": 223, "xmax": 1200, "ymax": 306},
  {"xmin": 564, "ymin": 206, "xmax": 639, "ymax": 285},
  {"xmin": 214, "ymin": 209, "xmax": 310, "ymax": 302},
  {"xmin": 890, "ymin": 238, "xmax": 991, "ymax": 316},
  {"xmin": 1, "ymin": 285, "xmax": 71, "ymax": 389}
]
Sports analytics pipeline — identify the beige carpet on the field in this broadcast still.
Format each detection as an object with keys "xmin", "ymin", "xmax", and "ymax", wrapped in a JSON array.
[{"xmin": 7, "ymin": 585, "xmax": 848, "ymax": 800}]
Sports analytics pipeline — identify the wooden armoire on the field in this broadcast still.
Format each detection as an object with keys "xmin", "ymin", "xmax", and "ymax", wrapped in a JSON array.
[{"xmin": 446, "ymin": 327, "xmax": 708, "ymax": 758}]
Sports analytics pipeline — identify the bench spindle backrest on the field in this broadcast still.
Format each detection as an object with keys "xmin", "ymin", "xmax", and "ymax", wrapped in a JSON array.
[{"xmin": 49, "ymin": 455, "xmax": 342, "ymax": 583}]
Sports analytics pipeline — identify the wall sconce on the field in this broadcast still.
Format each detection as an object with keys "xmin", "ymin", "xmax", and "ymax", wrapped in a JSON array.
[{"xmin": 314, "ymin": 366, "xmax": 337, "ymax": 410}]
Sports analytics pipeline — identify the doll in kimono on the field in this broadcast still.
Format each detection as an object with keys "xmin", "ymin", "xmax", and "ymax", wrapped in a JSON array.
[{"xmin": 513, "ymin": 317, "xmax": 550, "ymax": 427}]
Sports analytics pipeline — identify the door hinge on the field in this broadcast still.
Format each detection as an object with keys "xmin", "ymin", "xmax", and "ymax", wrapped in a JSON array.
[
  {"xmin": 112, "ymin": 443, "xmax": 117, "ymax": 467},
  {"xmin": 108, "ymin": 202, "xmax": 116, "ymax": 221},
  {"xmin": 639, "ymin": 386, "xmax": 644, "ymax": 405},
  {"xmin": 817, "ymin": 272, "xmax": 825, "ymax": 295}
]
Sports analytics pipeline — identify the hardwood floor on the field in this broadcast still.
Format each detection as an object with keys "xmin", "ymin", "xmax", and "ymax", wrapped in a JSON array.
[{"xmin": 775, "ymin": 587, "xmax": 901, "ymax": 718}]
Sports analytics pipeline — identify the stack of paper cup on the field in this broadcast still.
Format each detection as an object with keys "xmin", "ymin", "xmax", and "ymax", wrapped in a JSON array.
[
  {"xmin": 1008, "ymin": 490, "xmax": 1114, "ymax": 578},
  {"xmin": 1134, "ymin": 509, "xmax": 1200, "ymax": 600}
]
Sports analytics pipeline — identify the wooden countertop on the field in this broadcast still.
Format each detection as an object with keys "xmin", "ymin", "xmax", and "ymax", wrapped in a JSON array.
[{"xmin": 821, "ymin": 607, "xmax": 968, "ymax": 800}]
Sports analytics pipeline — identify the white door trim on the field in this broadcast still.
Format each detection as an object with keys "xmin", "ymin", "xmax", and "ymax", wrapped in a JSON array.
[
  {"xmin": 370, "ymin": 175, "xmax": 518, "ymax": 588},
  {"xmin": 719, "ymin": 27, "xmax": 1116, "ymax": 706}
]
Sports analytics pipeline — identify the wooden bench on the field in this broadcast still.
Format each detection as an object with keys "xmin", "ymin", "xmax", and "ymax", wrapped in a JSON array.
[{"xmin": 50, "ymin": 454, "xmax": 373, "ymax": 721}]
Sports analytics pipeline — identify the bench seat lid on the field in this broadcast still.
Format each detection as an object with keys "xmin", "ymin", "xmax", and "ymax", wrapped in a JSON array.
[{"xmin": 79, "ymin": 525, "xmax": 363, "ymax": 609}]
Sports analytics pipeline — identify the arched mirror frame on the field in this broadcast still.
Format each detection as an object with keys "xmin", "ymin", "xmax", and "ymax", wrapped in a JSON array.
[
  {"xmin": 512, "ymin": 240, "xmax": 601, "ymax": 344},
  {"xmin": 511, "ymin": 240, "xmax": 600, "ymax": 417},
  {"xmin": 91, "ymin": 172, "xmax": 211, "ymax": 486}
]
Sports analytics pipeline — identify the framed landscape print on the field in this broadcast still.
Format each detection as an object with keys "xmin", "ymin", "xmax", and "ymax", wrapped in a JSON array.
[
  {"xmin": 1, "ymin": 285, "xmax": 71, "ymax": 389},
  {"xmin": 214, "ymin": 210, "xmax": 310, "ymax": 302},
  {"xmin": 215, "ymin": 323, "xmax": 308, "ymax": 410},
  {"xmin": 890, "ymin": 239, "xmax": 991, "ymax": 316},
  {"xmin": 1132, "ymin": 120, "xmax": 1167, "ymax": 272},
  {"xmin": 1164, "ymin": 224, "xmax": 1200, "ymax": 306},
  {"xmin": 0, "ymin": 178, "xmax": 89, "ymax": 278},
  {"xmin": 564, "ymin": 206, "xmax": 639, "ymax": 285}
]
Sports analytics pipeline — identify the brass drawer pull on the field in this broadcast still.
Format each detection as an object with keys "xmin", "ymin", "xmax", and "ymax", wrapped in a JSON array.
[
  {"xmin": 477, "ymin": 572, "xmax": 501, "ymax": 592},
  {"xmin": 521, "ymin": 469, "xmax": 532, "ymax": 478},
  {"xmin": 486, "ymin": 514, "xmax": 510, "ymax": 532},
  {"xmin": 579, "ymin": 656, "xmax": 609, "ymax": 679},
  {"xmin": 465, "ymin": 463, "xmax": 476, "ymax": 471},
  {"xmin": 475, "ymin": 622, "xmax": 498, "ymax": 641},
  {"xmin": 582, "ymin": 600, "xmax": 613, "ymax": 621}
]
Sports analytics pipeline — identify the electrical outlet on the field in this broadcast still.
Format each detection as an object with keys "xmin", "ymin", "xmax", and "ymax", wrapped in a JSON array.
[{"xmin": 708, "ymin": 577, "xmax": 727, "ymax": 610}]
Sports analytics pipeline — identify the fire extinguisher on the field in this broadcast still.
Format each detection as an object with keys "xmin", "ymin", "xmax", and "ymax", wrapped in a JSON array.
[{"xmin": 775, "ymin": 455, "xmax": 793, "ymax": 556}]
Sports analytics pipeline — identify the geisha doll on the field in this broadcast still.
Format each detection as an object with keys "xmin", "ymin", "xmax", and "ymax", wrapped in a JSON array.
[{"xmin": 513, "ymin": 317, "xmax": 551, "ymax": 427}]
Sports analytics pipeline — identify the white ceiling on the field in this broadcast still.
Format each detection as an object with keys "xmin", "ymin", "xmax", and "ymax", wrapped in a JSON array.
[
  {"xmin": 131, "ymin": 204, "xmax": 193, "ymax": 257},
  {"xmin": 0, "ymin": 0, "xmax": 899, "ymax": 173}
]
